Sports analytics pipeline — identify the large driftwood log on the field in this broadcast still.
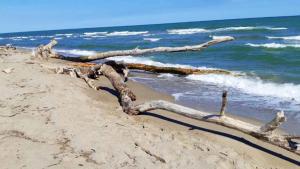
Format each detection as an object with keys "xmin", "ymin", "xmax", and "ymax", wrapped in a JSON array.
[
  {"xmin": 36, "ymin": 39, "xmax": 234, "ymax": 76},
  {"xmin": 70, "ymin": 62, "xmax": 232, "ymax": 76},
  {"xmin": 57, "ymin": 36, "xmax": 234, "ymax": 62},
  {"xmin": 125, "ymin": 63, "xmax": 231, "ymax": 75},
  {"xmin": 99, "ymin": 64, "xmax": 137, "ymax": 114}
]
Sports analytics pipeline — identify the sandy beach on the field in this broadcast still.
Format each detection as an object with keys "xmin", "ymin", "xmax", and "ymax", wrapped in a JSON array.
[{"xmin": 0, "ymin": 47, "xmax": 299, "ymax": 168}]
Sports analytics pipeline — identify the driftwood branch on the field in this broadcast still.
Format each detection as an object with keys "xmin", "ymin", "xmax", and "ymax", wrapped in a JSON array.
[
  {"xmin": 260, "ymin": 111, "xmax": 286, "ymax": 133},
  {"xmin": 57, "ymin": 36, "xmax": 234, "ymax": 62},
  {"xmin": 34, "ymin": 39, "xmax": 59, "ymax": 59},
  {"xmin": 220, "ymin": 91, "xmax": 228, "ymax": 116}
]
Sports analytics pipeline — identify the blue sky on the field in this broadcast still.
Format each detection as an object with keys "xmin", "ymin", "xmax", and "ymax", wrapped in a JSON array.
[{"xmin": 0, "ymin": 0, "xmax": 299, "ymax": 33}]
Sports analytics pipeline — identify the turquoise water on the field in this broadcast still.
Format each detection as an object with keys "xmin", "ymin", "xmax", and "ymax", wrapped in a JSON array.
[{"xmin": 1, "ymin": 15, "xmax": 300, "ymax": 134}]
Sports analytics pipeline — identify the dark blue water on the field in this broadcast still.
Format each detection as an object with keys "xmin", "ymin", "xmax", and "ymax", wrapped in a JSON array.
[{"xmin": 1, "ymin": 15, "xmax": 300, "ymax": 134}]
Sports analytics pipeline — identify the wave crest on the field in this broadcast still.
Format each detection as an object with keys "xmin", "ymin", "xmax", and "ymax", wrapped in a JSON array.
[
  {"xmin": 167, "ymin": 26, "xmax": 287, "ymax": 35},
  {"xmin": 55, "ymin": 49, "xmax": 96, "ymax": 56},
  {"xmin": 107, "ymin": 56, "xmax": 215, "ymax": 70},
  {"xmin": 186, "ymin": 74, "xmax": 300, "ymax": 102},
  {"xmin": 143, "ymin": 38, "xmax": 161, "ymax": 42},
  {"xmin": 246, "ymin": 43, "xmax": 300, "ymax": 48},
  {"xmin": 167, "ymin": 28, "xmax": 209, "ymax": 35}
]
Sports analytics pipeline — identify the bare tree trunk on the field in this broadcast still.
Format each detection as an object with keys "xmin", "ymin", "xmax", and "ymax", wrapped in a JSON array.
[
  {"xmin": 58, "ymin": 37, "xmax": 234, "ymax": 62},
  {"xmin": 125, "ymin": 63, "xmax": 231, "ymax": 75}
]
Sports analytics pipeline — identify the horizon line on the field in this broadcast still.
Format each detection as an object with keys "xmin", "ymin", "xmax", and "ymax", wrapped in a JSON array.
[{"xmin": 1, "ymin": 14, "xmax": 299, "ymax": 35}]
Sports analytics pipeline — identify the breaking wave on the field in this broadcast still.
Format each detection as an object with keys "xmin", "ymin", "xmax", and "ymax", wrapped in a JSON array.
[
  {"xmin": 106, "ymin": 31, "xmax": 148, "ymax": 36},
  {"xmin": 167, "ymin": 26, "xmax": 287, "ymax": 35},
  {"xmin": 143, "ymin": 38, "xmax": 161, "ymax": 42},
  {"xmin": 167, "ymin": 28, "xmax": 209, "ymax": 35},
  {"xmin": 186, "ymin": 74, "xmax": 300, "ymax": 102},
  {"xmin": 55, "ymin": 49, "xmax": 96, "ymax": 56},
  {"xmin": 246, "ymin": 43, "xmax": 300, "ymax": 48},
  {"xmin": 107, "ymin": 56, "xmax": 215, "ymax": 70}
]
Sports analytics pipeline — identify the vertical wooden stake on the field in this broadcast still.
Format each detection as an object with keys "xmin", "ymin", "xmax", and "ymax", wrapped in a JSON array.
[{"xmin": 220, "ymin": 91, "xmax": 228, "ymax": 116}]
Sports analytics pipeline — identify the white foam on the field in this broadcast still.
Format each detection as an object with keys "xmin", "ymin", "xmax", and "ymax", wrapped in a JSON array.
[
  {"xmin": 246, "ymin": 43, "xmax": 300, "ymax": 48},
  {"xmin": 167, "ymin": 28, "xmax": 209, "ymax": 35},
  {"xmin": 55, "ymin": 49, "xmax": 96, "ymax": 56},
  {"xmin": 267, "ymin": 35, "xmax": 300, "ymax": 41},
  {"xmin": 107, "ymin": 56, "xmax": 214, "ymax": 70},
  {"xmin": 106, "ymin": 31, "xmax": 148, "ymax": 36},
  {"xmin": 216, "ymin": 26, "xmax": 257, "ymax": 31},
  {"xmin": 210, "ymin": 35, "xmax": 233, "ymax": 40},
  {"xmin": 9, "ymin": 36, "xmax": 28, "ymax": 40},
  {"xmin": 83, "ymin": 32, "xmax": 107, "ymax": 36},
  {"xmin": 143, "ymin": 38, "xmax": 161, "ymax": 42},
  {"xmin": 167, "ymin": 26, "xmax": 287, "ymax": 35},
  {"xmin": 158, "ymin": 73, "xmax": 175, "ymax": 78},
  {"xmin": 172, "ymin": 93, "xmax": 185, "ymax": 101},
  {"xmin": 54, "ymin": 37, "xmax": 63, "ymax": 40},
  {"xmin": 186, "ymin": 74, "xmax": 300, "ymax": 102},
  {"xmin": 267, "ymin": 27, "xmax": 288, "ymax": 30},
  {"xmin": 215, "ymin": 26, "xmax": 287, "ymax": 31},
  {"xmin": 29, "ymin": 38, "xmax": 36, "ymax": 41}
]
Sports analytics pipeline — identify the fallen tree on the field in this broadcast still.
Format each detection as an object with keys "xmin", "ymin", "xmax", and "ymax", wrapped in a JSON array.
[
  {"xmin": 34, "ymin": 38, "xmax": 235, "ymax": 76},
  {"xmin": 125, "ymin": 63, "xmax": 231, "ymax": 75},
  {"xmin": 40, "ymin": 36, "xmax": 234, "ymax": 62}
]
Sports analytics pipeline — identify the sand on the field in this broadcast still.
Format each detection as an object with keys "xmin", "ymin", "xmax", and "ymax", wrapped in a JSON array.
[{"xmin": 0, "ymin": 48, "xmax": 299, "ymax": 169}]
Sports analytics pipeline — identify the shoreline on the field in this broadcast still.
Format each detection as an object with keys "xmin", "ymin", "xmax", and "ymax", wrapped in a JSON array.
[{"xmin": 0, "ymin": 48, "xmax": 299, "ymax": 168}]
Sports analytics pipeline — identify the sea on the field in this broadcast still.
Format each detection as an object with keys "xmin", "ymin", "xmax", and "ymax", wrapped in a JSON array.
[{"xmin": 1, "ymin": 15, "xmax": 300, "ymax": 134}]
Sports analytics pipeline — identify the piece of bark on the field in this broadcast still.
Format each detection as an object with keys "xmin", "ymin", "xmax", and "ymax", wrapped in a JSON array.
[{"xmin": 34, "ymin": 39, "xmax": 59, "ymax": 59}]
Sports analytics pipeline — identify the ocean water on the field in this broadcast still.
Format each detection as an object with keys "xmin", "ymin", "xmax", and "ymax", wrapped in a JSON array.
[{"xmin": 1, "ymin": 16, "xmax": 300, "ymax": 134}]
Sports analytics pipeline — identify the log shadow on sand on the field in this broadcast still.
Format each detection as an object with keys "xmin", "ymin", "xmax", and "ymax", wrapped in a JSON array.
[{"xmin": 140, "ymin": 112, "xmax": 300, "ymax": 166}]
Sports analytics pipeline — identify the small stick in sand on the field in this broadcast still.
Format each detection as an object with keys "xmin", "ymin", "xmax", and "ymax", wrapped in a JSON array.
[
  {"xmin": 220, "ymin": 91, "xmax": 228, "ymax": 116},
  {"xmin": 2, "ymin": 67, "xmax": 14, "ymax": 74}
]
